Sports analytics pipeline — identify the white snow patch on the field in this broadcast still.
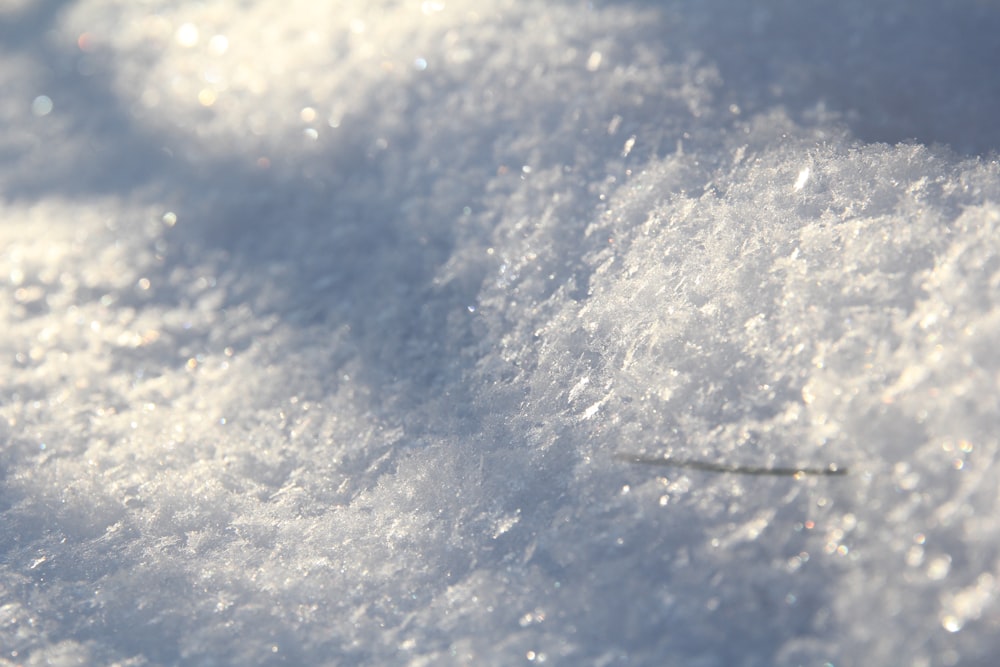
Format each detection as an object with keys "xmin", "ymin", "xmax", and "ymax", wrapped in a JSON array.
[{"xmin": 3, "ymin": 1, "xmax": 1000, "ymax": 666}]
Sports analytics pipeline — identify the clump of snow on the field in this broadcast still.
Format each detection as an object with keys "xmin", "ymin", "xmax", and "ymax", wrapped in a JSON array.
[{"xmin": 2, "ymin": 1, "xmax": 1000, "ymax": 666}]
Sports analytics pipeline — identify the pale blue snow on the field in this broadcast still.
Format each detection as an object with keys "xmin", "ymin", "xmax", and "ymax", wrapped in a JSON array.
[{"xmin": 2, "ymin": 1, "xmax": 999, "ymax": 666}]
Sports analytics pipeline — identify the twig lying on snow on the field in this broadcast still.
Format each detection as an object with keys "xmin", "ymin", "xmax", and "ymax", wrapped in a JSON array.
[{"xmin": 615, "ymin": 453, "xmax": 847, "ymax": 477}]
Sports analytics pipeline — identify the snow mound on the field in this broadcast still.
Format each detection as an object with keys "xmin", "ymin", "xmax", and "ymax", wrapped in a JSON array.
[{"xmin": 2, "ymin": 1, "xmax": 999, "ymax": 665}]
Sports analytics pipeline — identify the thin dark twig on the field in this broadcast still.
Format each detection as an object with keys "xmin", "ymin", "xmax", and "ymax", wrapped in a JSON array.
[{"xmin": 615, "ymin": 453, "xmax": 848, "ymax": 477}]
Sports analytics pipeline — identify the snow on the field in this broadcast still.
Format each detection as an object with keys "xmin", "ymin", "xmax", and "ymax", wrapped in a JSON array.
[{"xmin": 2, "ymin": 1, "xmax": 999, "ymax": 665}]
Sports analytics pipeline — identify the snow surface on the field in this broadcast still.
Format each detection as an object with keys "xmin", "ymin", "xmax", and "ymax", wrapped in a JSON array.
[{"xmin": 2, "ymin": 1, "xmax": 1000, "ymax": 665}]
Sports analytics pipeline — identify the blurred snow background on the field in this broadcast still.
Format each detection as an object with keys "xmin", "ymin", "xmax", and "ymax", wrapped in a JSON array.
[{"xmin": 2, "ymin": 0, "xmax": 1000, "ymax": 665}]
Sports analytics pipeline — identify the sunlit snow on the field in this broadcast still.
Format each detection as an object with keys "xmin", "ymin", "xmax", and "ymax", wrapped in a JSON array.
[{"xmin": 2, "ymin": 1, "xmax": 1000, "ymax": 665}]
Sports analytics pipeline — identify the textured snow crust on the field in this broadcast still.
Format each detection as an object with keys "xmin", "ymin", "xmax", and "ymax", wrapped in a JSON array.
[{"xmin": 2, "ymin": 1, "xmax": 1000, "ymax": 665}]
